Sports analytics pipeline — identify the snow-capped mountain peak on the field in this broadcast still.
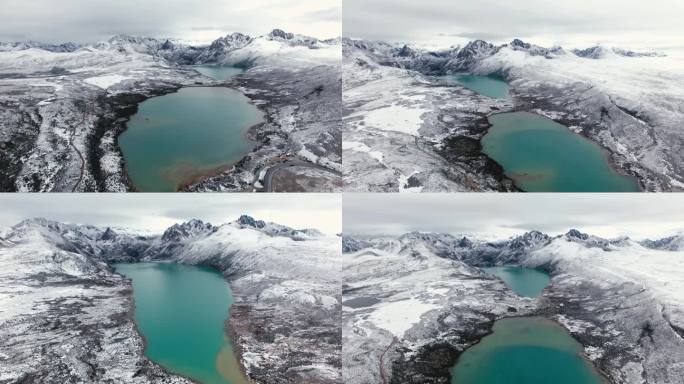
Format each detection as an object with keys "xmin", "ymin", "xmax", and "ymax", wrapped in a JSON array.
[
  {"xmin": 161, "ymin": 219, "xmax": 217, "ymax": 242},
  {"xmin": 268, "ymin": 29, "xmax": 295, "ymax": 40},
  {"xmin": 229, "ymin": 215, "xmax": 323, "ymax": 240},
  {"xmin": 235, "ymin": 214, "xmax": 266, "ymax": 228}
]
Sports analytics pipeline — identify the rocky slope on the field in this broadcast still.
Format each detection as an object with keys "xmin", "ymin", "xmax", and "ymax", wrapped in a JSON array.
[
  {"xmin": 0, "ymin": 216, "xmax": 341, "ymax": 383},
  {"xmin": 343, "ymin": 37, "xmax": 684, "ymax": 191},
  {"xmin": 343, "ymin": 230, "xmax": 684, "ymax": 383},
  {"xmin": 0, "ymin": 29, "xmax": 341, "ymax": 192}
]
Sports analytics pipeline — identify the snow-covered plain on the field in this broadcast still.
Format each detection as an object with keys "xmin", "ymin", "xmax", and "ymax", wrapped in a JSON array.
[{"xmin": 83, "ymin": 74, "xmax": 132, "ymax": 89}]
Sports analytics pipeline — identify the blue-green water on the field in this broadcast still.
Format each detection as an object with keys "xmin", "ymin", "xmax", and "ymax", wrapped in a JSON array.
[
  {"xmin": 482, "ymin": 111, "xmax": 639, "ymax": 192},
  {"xmin": 444, "ymin": 74, "xmax": 510, "ymax": 99},
  {"xmin": 193, "ymin": 66, "xmax": 244, "ymax": 81},
  {"xmin": 114, "ymin": 263, "xmax": 249, "ymax": 384},
  {"xmin": 483, "ymin": 266, "xmax": 551, "ymax": 298},
  {"xmin": 118, "ymin": 87, "xmax": 264, "ymax": 191},
  {"xmin": 450, "ymin": 317, "xmax": 605, "ymax": 384}
]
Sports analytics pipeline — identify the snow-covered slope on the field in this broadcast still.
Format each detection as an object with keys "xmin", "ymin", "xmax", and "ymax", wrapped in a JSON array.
[
  {"xmin": 0, "ymin": 216, "xmax": 342, "ymax": 383},
  {"xmin": 520, "ymin": 236, "xmax": 684, "ymax": 383},
  {"xmin": 471, "ymin": 46, "xmax": 684, "ymax": 190},
  {"xmin": 0, "ymin": 222, "xmax": 189, "ymax": 383}
]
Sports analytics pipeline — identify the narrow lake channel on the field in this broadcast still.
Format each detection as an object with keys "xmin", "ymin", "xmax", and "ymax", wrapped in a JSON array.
[
  {"xmin": 442, "ymin": 74, "xmax": 511, "ymax": 99},
  {"xmin": 115, "ymin": 262, "xmax": 249, "ymax": 384},
  {"xmin": 483, "ymin": 266, "xmax": 550, "ymax": 298}
]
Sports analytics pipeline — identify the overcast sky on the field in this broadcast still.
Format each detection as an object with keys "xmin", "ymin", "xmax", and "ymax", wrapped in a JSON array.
[
  {"xmin": 344, "ymin": 194, "xmax": 684, "ymax": 240},
  {"xmin": 0, "ymin": 0, "xmax": 341, "ymax": 43},
  {"xmin": 344, "ymin": 0, "xmax": 684, "ymax": 49},
  {"xmin": 0, "ymin": 194, "xmax": 341, "ymax": 235}
]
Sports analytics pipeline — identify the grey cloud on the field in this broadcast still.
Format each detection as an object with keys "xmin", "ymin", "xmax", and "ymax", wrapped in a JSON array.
[
  {"xmin": 343, "ymin": 0, "xmax": 684, "ymax": 47},
  {"xmin": 0, "ymin": 0, "xmax": 341, "ymax": 43},
  {"xmin": 344, "ymin": 194, "xmax": 684, "ymax": 239},
  {"xmin": 0, "ymin": 194, "xmax": 341, "ymax": 235},
  {"xmin": 439, "ymin": 32, "xmax": 513, "ymax": 42},
  {"xmin": 295, "ymin": 7, "xmax": 341, "ymax": 23}
]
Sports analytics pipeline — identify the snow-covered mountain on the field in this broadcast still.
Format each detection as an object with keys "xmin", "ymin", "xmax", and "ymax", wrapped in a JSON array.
[
  {"xmin": 0, "ymin": 29, "xmax": 339, "ymax": 68},
  {"xmin": 343, "ymin": 37, "xmax": 684, "ymax": 192},
  {"xmin": 0, "ymin": 215, "xmax": 342, "ymax": 383},
  {"xmin": 345, "ymin": 37, "xmax": 665, "ymax": 74},
  {"xmin": 345, "ymin": 37, "xmax": 660, "ymax": 74},
  {"xmin": 345, "ymin": 229, "xmax": 684, "ymax": 383},
  {"xmin": 0, "ymin": 29, "xmax": 342, "ymax": 193}
]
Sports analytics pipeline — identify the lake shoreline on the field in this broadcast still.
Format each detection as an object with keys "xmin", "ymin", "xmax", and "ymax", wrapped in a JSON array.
[
  {"xmin": 391, "ymin": 311, "xmax": 611, "ymax": 383},
  {"xmin": 481, "ymin": 110, "xmax": 640, "ymax": 192},
  {"xmin": 389, "ymin": 262, "xmax": 611, "ymax": 383},
  {"xmin": 450, "ymin": 316, "xmax": 609, "ymax": 384},
  {"xmin": 116, "ymin": 270, "xmax": 200, "ymax": 384},
  {"xmin": 115, "ymin": 262, "xmax": 251, "ymax": 384},
  {"xmin": 437, "ymin": 73, "xmax": 644, "ymax": 192},
  {"xmin": 492, "ymin": 74, "xmax": 647, "ymax": 191},
  {"xmin": 106, "ymin": 79, "xmax": 267, "ymax": 192}
]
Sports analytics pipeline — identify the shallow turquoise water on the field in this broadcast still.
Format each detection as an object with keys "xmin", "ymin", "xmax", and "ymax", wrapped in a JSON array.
[
  {"xmin": 193, "ymin": 66, "xmax": 244, "ymax": 81},
  {"xmin": 118, "ymin": 87, "xmax": 263, "ymax": 191},
  {"xmin": 482, "ymin": 111, "xmax": 639, "ymax": 192},
  {"xmin": 450, "ymin": 317, "xmax": 605, "ymax": 384},
  {"xmin": 114, "ymin": 263, "xmax": 248, "ymax": 384},
  {"xmin": 445, "ymin": 74, "xmax": 511, "ymax": 99},
  {"xmin": 483, "ymin": 266, "xmax": 551, "ymax": 297}
]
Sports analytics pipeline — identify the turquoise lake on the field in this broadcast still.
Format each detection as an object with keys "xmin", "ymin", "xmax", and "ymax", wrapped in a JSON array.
[
  {"xmin": 193, "ymin": 66, "xmax": 244, "ymax": 81},
  {"xmin": 450, "ymin": 317, "xmax": 605, "ymax": 384},
  {"xmin": 482, "ymin": 111, "xmax": 639, "ymax": 192},
  {"xmin": 445, "ymin": 74, "xmax": 511, "ymax": 99},
  {"xmin": 483, "ymin": 266, "xmax": 551, "ymax": 298},
  {"xmin": 118, "ymin": 87, "xmax": 264, "ymax": 191},
  {"xmin": 115, "ymin": 263, "xmax": 249, "ymax": 384}
]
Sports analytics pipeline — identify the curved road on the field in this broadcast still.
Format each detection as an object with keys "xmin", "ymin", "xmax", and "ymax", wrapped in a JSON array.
[
  {"xmin": 261, "ymin": 159, "xmax": 342, "ymax": 192},
  {"xmin": 379, "ymin": 337, "xmax": 398, "ymax": 384}
]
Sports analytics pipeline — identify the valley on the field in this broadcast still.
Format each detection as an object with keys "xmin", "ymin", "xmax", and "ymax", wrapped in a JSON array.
[
  {"xmin": 0, "ymin": 30, "xmax": 342, "ymax": 192},
  {"xmin": 0, "ymin": 215, "xmax": 342, "ymax": 383},
  {"xmin": 342, "ymin": 229, "xmax": 684, "ymax": 383},
  {"xmin": 342, "ymin": 38, "xmax": 684, "ymax": 192}
]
